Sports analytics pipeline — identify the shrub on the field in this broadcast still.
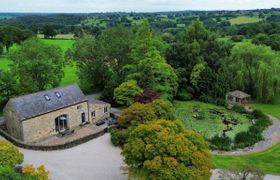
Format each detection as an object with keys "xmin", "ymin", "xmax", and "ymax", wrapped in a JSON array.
[
  {"xmin": 118, "ymin": 103, "xmax": 156, "ymax": 128},
  {"xmin": 199, "ymin": 94, "xmax": 226, "ymax": 106},
  {"xmin": 252, "ymin": 109, "xmax": 266, "ymax": 119},
  {"xmin": 209, "ymin": 135, "xmax": 232, "ymax": 151},
  {"xmin": 134, "ymin": 89, "xmax": 160, "ymax": 104},
  {"xmin": 147, "ymin": 99, "xmax": 176, "ymax": 120},
  {"xmin": 114, "ymin": 80, "xmax": 143, "ymax": 106},
  {"xmin": 176, "ymin": 90, "xmax": 193, "ymax": 101},
  {"xmin": 234, "ymin": 131, "xmax": 263, "ymax": 148},
  {"xmin": 232, "ymin": 104, "xmax": 247, "ymax": 114},
  {"xmin": 110, "ymin": 128, "xmax": 128, "ymax": 146},
  {"xmin": 0, "ymin": 140, "xmax": 24, "ymax": 168},
  {"xmin": 22, "ymin": 164, "xmax": 49, "ymax": 180},
  {"xmin": 0, "ymin": 166, "xmax": 36, "ymax": 180}
]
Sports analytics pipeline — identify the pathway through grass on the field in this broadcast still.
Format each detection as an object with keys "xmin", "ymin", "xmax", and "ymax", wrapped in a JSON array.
[{"xmin": 212, "ymin": 143, "xmax": 280, "ymax": 175}]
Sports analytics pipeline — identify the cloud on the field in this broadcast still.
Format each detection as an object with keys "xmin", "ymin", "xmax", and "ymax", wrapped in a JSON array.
[{"xmin": 0, "ymin": 0, "xmax": 279, "ymax": 12}]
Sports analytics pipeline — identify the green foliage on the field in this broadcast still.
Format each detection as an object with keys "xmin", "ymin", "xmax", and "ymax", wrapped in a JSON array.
[
  {"xmin": 114, "ymin": 80, "xmax": 143, "ymax": 106},
  {"xmin": 0, "ymin": 166, "xmax": 36, "ymax": 180},
  {"xmin": 209, "ymin": 135, "xmax": 232, "ymax": 151},
  {"xmin": 13, "ymin": 38, "xmax": 64, "ymax": 93},
  {"xmin": 147, "ymin": 99, "xmax": 176, "ymax": 120},
  {"xmin": 42, "ymin": 25, "xmax": 57, "ymax": 38},
  {"xmin": 234, "ymin": 113, "xmax": 271, "ymax": 149},
  {"xmin": 231, "ymin": 104, "xmax": 247, "ymax": 114},
  {"xmin": 0, "ymin": 140, "xmax": 24, "ymax": 168},
  {"xmin": 110, "ymin": 128, "xmax": 129, "ymax": 146},
  {"xmin": 228, "ymin": 42, "xmax": 280, "ymax": 103},
  {"xmin": 252, "ymin": 33, "xmax": 280, "ymax": 51},
  {"xmin": 126, "ymin": 20, "xmax": 178, "ymax": 100},
  {"xmin": 118, "ymin": 103, "xmax": 156, "ymax": 128},
  {"xmin": 122, "ymin": 120, "xmax": 212, "ymax": 180},
  {"xmin": 190, "ymin": 63, "xmax": 205, "ymax": 88},
  {"xmin": 0, "ymin": 70, "xmax": 17, "ymax": 109}
]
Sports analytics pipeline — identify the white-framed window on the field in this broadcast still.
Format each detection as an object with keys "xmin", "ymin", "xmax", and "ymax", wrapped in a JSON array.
[
  {"xmin": 104, "ymin": 107, "xmax": 108, "ymax": 113},
  {"xmin": 91, "ymin": 111, "xmax": 95, "ymax": 118},
  {"xmin": 44, "ymin": 94, "xmax": 51, "ymax": 101}
]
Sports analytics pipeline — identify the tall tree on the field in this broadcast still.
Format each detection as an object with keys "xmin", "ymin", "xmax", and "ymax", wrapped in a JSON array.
[
  {"xmin": 228, "ymin": 42, "xmax": 280, "ymax": 103},
  {"xmin": 0, "ymin": 70, "xmax": 17, "ymax": 109},
  {"xmin": 13, "ymin": 38, "xmax": 64, "ymax": 93},
  {"xmin": 126, "ymin": 20, "xmax": 178, "ymax": 100},
  {"xmin": 122, "ymin": 120, "xmax": 212, "ymax": 180},
  {"xmin": 42, "ymin": 25, "xmax": 57, "ymax": 39}
]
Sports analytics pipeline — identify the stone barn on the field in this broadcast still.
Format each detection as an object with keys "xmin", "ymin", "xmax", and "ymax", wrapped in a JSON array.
[{"xmin": 3, "ymin": 84, "xmax": 111, "ymax": 143}]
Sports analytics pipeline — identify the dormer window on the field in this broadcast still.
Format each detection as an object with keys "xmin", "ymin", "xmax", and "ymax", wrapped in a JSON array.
[
  {"xmin": 44, "ymin": 94, "xmax": 51, "ymax": 101},
  {"xmin": 55, "ymin": 92, "xmax": 61, "ymax": 98}
]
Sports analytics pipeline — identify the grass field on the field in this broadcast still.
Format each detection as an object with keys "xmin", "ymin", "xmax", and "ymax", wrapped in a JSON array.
[
  {"xmin": 229, "ymin": 16, "xmax": 261, "ymax": 25},
  {"xmin": 174, "ymin": 101, "xmax": 251, "ymax": 139},
  {"xmin": 253, "ymin": 100, "xmax": 280, "ymax": 119},
  {"xmin": 212, "ymin": 143, "xmax": 280, "ymax": 175},
  {"xmin": 0, "ymin": 39, "xmax": 79, "ymax": 86}
]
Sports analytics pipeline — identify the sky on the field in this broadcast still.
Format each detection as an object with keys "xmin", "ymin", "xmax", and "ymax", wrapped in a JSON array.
[{"xmin": 0, "ymin": 0, "xmax": 279, "ymax": 13}]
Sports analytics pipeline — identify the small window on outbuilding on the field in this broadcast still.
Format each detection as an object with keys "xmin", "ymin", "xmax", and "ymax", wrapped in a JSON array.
[
  {"xmin": 55, "ymin": 92, "xmax": 61, "ymax": 98},
  {"xmin": 91, "ymin": 111, "xmax": 95, "ymax": 117},
  {"xmin": 104, "ymin": 107, "xmax": 108, "ymax": 113},
  {"xmin": 77, "ymin": 105, "xmax": 82, "ymax": 110},
  {"xmin": 44, "ymin": 94, "xmax": 51, "ymax": 101}
]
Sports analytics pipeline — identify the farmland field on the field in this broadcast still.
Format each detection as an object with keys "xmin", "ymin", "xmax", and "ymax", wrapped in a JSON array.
[
  {"xmin": 0, "ymin": 39, "xmax": 79, "ymax": 86},
  {"xmin": 174, "ymin": 101, "xmax": 252, "ymax": 140},
  {"xmin": 229, "ymin": 16, "xmax": 261, "ymax": 25},
  {"xmin": 212, "ymin": 143, "xmax": 280, "ymax": 175}
]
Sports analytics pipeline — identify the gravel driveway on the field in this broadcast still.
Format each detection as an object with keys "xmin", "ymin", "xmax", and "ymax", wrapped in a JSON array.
[{"xmin": 20, "ymin": 134, "xmax": 127, "ymax": 180}]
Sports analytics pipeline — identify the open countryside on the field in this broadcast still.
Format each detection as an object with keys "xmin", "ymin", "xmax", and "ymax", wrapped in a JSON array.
[{"xmin": 1, "ymin": 1, "xmax": 280, "ymax": 180}]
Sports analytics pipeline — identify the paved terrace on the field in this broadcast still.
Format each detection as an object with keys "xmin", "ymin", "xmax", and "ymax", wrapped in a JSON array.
[{"xmin": 34, "ymin": 123, "xmax": 108, "ymax": 146}]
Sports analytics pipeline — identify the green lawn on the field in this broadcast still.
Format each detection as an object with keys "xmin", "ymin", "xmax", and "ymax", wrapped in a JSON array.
[
  {"xmin": 174, "ymin": 101, "xmax": 251, "ymax": 140},
  {"xmin": 253, "ymin": 101, "xmax": 280, "ymax": 119},
  {"xmin": 229, "ymin": 16, "xmax": 261, "ymax": 25},
  {"xmin": 212, "ymin": 143, "xmax": 280, "ymax": 175},
  {"xmin": 0, "ymin": 39, "xmax": 79, "ymax": 86}
]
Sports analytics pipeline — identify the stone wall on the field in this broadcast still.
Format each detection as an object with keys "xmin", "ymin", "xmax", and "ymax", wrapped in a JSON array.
[
  {"xmin": 3, "ymin": 101, "xmax": 23, "ymax": 141},
  {"xmin": 89, "ymin": 103, "xmax": 111, "ymax": 123},
  {"xmin": 22, "ymin": 101, "xmax": 89, "ymax": 143}
]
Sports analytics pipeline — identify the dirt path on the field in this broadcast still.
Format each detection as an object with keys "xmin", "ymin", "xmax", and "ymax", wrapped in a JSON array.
[{"xmin": 212, "ymin": 115, "xmax": 280, "ymax": 155}]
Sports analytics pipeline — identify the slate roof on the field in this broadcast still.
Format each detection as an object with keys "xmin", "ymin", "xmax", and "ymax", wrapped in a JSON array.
[
  {"xmin": 87, "ymin": 96, "xmax": 110, "ymax": 105},
  {"xmin": 9, "ymin": 84, "xmax": 87, "ymax": 121},
  {"xmin": 227, "ymin": 90, "xmax": 251, "ymax": 99}
]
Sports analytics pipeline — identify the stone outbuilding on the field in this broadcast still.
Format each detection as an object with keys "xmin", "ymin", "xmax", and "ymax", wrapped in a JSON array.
[
  {"xmin": 3, "ymin": 84, "xmax": 110, "ymax": 143},
  {"xmin": 226, "ymin": 90, "xmax": 251, "ymax": 106}
]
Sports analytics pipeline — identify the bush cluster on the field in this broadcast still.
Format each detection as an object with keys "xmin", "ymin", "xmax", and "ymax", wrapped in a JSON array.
[
  {"xmin": 209, "ymin": 109, "xmax": 272, "ymax": 151},
  {"xmin": 110, "ymin": 128, "xmax": 128, "ymax": 146},
  {"xmin": 0, "ymin": 140, "xmax": 24, "ymax": 168},
  {"xmin": 209, "ymin": 135, "xmax": 231, "ymax": 151},
  {"xmin": 199, "ymin": 94, "xmax": 227, "ymax": 107},
  {"xmin": 231, "ymin": 104, "xmax": 247, "ymax": 114},
  {"xmin": 234, "ymin": 110, "xmax": 272, "ymax": 148}
]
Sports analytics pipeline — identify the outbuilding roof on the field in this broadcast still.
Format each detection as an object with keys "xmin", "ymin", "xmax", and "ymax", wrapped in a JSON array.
[
  {"xmin": 9, "ymin": 84, "xmax": 87, "ymax": 121},
  {"xmin": 227, "ymin": 90, "xmax": 251, "ymax": 99}
]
